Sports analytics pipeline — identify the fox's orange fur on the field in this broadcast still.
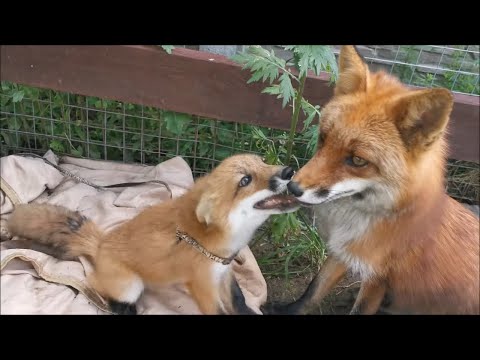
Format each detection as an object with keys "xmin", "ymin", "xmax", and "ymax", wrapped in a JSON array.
[
  {"xmin": 7, "ymin": 154, "xmax": 299, "ymax": 315},
  {"xmin": 263, "ymin": 45, "xmax": 479, "ymax": 315}
]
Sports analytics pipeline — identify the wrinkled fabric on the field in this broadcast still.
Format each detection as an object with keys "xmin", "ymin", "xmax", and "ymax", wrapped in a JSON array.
[{"xmin": 0, "ymin": 151, "xmax": 267, "ymax": 315}]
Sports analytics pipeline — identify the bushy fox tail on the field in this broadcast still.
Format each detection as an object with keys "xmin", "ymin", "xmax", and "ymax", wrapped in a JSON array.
[{"xmin": 6, "ymin": 203, "xmax": 102, "ymax": 262}]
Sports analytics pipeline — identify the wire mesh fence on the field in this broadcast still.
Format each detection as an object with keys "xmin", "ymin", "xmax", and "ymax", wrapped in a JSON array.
[
  {"xmin": 192, "ymin": 45, "xmax": 480, "ymax": 96},
  {"xmin": 0, "ymin": 84, "xmax": 314, "ymax": 177},
  {"xmin": 357, "ymin": 45, "xmax": 479, "ymax": 96}
]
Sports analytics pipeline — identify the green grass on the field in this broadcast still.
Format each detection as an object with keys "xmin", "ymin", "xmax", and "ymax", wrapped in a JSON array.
[{"xmin": 252, "ymin": 209, "xmax": 327, "ymax": 278}]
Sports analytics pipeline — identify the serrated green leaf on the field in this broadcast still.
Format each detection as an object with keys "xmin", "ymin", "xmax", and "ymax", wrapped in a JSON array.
[
  {"xmin": 250, "ymin": 60, "xmax": 265, "ymax": 72},
  {"xmin": 164, "ymin": 111, "xmax": 192, "ymax": 135},
  {"xmin": 298, "ymin": 53, "xmax": 310, "ymax": 78},
  {"xmin": 215, "ymin": 147, "xmax": 231, "ymax": 161},
  {"xmin": 268, "ymin": 67, "xmax": 279, "ymax": 84},
  {"xmin": 12, "ymin": 90, "xmax": 24, "ymax": 103},
  {"xmin": 74, "ymin": 126, "xmax": 86, "ymax": 140},
  {"xmin": 311, "ymin": 46, "xmax": 338, "ymax": 79},
  {"xmin": 261, "ymin": 86, "xmax": 281, "ymax": 95},
  {"xmin": 261, "ymin": 69, "xmax": 270, "ymax": 83},
  {"xmin": 230, "ymin": 53, "xmax": 246, "ymax": 63},
  {"xmin": 250, "ymin": 46, "xmax": 269, "ymax": 58},
  {"xmin": 49, "ymin": 140, "xmax": 65, "ymax": 153},
  {"xmin": 252, "ymin": 127, "xmax": 268, "ymax": 140},
  {"xmin": 285, "ymin": 45, "xmax": 337, "ymax": 80},
  {"xmin": 8, "ymin": 118, "xmax": 21, "ymax": 130},
  {"xmin": 1, "ymin": 132, "xmax": 13, "ymax": 146},
  {"xmin": 303, "ymin": 108, "xmax": 317, "ymax": 129},
  {"xmin": 71, "ymin": 145, "xmax": 83, "ymax": 157},
  {"xmin": 1, "ymin": 82, "xmax": 9, "ymax": 92},
  {"xmin": 244, "ymin": 59, "xmax": 256, "ymax": 70},
  {"xmin": 306, "ymin": 125, "xmax": 319, "ymax": 156},
  {"xmin": 161, "ymin": 45, "xmax": 174, "ymax": 54},
  {"xmin": 247, "ymin": 71, "xmax": 265, "ymax": 84},
  {"xmin": 132, "ymin": 140, "xmax": 142, "ymax": 151},
  {"xmin": 279, "ymin": 73, "xmax": 294, "ymax": 108}
]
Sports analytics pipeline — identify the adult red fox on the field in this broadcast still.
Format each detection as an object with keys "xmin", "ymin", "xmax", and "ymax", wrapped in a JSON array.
[{"xmin": 263, "ymin": 45, "xmax": 479, "ymax": 315}]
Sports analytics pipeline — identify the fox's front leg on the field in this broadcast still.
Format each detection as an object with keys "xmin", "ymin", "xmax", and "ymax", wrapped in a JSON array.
[
  {"xmin": 262, "ymin": 255, "xmax": 347, "ymax": 315},
  {"xmin": 349, "ymin": 279, "xmax": 387, "ymax": 315},
  {"xmin": 187, "ymin": 273, "xmax": 223, "ymax": 315}
]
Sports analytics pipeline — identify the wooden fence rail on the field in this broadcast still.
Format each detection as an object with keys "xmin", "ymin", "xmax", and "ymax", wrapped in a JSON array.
[{"xmin": 1, "ymin": 45, "xmax": 478, "ymax": 163}]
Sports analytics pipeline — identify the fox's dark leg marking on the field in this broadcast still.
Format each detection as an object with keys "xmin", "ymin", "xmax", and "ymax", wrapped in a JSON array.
[
  {"xmin": 67, "ymin": 214, "xmax": 87, "ymax": 232},
  {"xmin": 374, "ymin": 291, "xmax": 393, "ymax": 314},
  {"xmin": 231, "ymin": 277, "xmax": 257, "ymax": 315},
  {"xmin": 262, "ymin": 256, "xmax": 347, "ymax": 315},
  {"xmin": 109, "ymin": 300, "xmax": 137, "ymax": 315},
  {"xmin": 381, "ymin": 291, "xmax": 392, "ymax": 308}
]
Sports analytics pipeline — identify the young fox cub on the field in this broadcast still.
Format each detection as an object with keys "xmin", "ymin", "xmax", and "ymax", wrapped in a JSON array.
[
  {"xmin": 7, "ymin": 154, "xmax": 300, "ymax": 315},
  {"xmin": 263, "ymin": 45, "xmax": 479, "ymax": 315}
]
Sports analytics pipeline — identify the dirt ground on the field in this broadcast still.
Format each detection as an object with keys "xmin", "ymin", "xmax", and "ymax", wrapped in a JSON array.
[
  {"xmin": 263, "ymin": 272, "xmax": 361, "ymax": 315},
  {"xmin": 250, "ymin": 238, "xmax": 362, "ymax": 315}
]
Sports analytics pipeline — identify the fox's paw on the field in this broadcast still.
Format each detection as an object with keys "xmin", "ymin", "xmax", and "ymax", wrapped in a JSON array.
[
  {"xmin": 109, "ymin": 300, "xmax": 137, "ymax": 315},
  {"xmin": 260, "ymin": 302, "xmax": 298, "ymax": 315}
]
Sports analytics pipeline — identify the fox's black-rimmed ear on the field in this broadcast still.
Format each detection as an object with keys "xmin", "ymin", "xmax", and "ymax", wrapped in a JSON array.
[
  {"xmin": 195, "ymin": 193, "xmax": 215, "ymax": 226},
  {"xmin": 335, "ymin": 45, "xmax": 369, "ymax": 96},
  {"xmin": 389, "ymin": 87, "xmax": 454, "ymax": 150}
]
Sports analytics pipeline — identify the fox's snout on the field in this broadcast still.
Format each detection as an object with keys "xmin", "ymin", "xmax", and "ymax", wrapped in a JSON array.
[
  {"xmin": 280, "ymin": 166, "xmax": 295, "ymax": 181},
  {"xmin": 269, "ymin": 166, "xmax": 295, "ymax": 193},
  {"xmin": 287, "ymin": 181, "xmax": 304, "ymax": 197}
]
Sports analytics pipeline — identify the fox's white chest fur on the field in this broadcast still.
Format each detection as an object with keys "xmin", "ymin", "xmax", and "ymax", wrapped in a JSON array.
[
  {"xmin": 314, "ymin": 197, "xmax": 382, "ymax": 280},
  {"xmin": 212, "ymin": 262, "xmax": 230, "ymax": 285}
]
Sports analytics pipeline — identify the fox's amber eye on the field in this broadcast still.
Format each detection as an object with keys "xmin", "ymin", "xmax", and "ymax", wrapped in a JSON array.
[
  {"xmin": 239, "ymin": 175, "xmax": 252, "ymax": 187},
  {"xmin": 346, "ymin": 155, "xmax": 368, "ymax": 167}
]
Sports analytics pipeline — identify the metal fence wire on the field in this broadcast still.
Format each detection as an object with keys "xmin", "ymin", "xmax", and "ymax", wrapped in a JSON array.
[
  {"xmin": 1, "ymin": 45, "xmax": 479, "ymax": 205},
  {"xmin": 342, "ymin": 45, "xmax": 479, "ymax": 96},
  {"xmin": 196, "ymin": 45, "xmax": 480, "ymax": 96},
  {"xmin": 0, "ymin": 88, "xmax": 314, "ymax": 173}
]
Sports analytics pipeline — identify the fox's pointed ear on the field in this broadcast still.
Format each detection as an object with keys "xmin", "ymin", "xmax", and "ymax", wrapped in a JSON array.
[
  {"xmin": 390, "ymin": 88, "xmax": 454, "ymax": 150},
  {"xmin": 335, "ymin": 45, "xmax": 369, "ymax": 96},
  {"xmin": 195, "ymin": 193, "xmax": 214, "ymax": 226}
]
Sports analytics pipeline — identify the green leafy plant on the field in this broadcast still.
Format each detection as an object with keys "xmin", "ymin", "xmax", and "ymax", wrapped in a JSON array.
[
  {"xmin": 160, "ymin": 45, "xmax": 175, "ymax": 54},
  {"xmin": 232, "ymin": 45, "xmax": 337, "ymax": 166},
  {"xmin": 232, "ymin": 45, "xmax": 339, "ymax": 277}
]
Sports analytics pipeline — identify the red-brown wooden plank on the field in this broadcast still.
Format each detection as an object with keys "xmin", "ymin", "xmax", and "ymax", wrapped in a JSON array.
[{"xmin": 1, "ymin": 45, "xmax": 478, "ymax": 163}]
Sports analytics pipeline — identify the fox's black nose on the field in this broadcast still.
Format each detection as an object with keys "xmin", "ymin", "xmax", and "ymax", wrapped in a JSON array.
[
  {"xmin": 287, "ymin": 181, "xmax": 304, "ymax": 197},
  {"xmin": 281, "ymin": 166, "xmax": 295, "ymax": 180}
]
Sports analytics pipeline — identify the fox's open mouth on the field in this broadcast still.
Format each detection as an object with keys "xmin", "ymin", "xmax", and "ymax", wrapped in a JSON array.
[{"xmin": 254, "ymin": 194, "xmax": 300, "ymax": 210}]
